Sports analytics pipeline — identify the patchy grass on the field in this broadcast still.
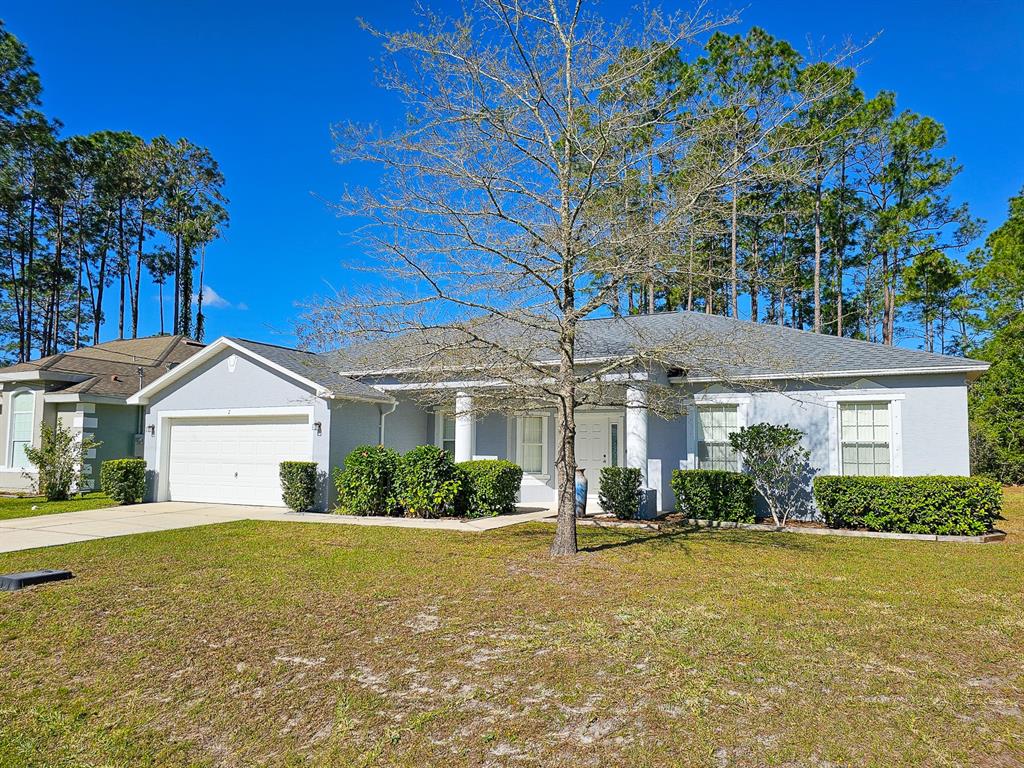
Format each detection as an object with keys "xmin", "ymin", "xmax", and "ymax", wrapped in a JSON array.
[
  {"xmin": 0, "ymin": 491, "xmax": 1021, "ymax": 767},
  {"xmin": 0, "ymin": 491, "xmax": 114, "ymax": 521}
]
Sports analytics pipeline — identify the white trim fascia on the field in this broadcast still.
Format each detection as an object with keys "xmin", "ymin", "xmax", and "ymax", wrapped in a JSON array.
[
  {"xmin": 822, "ymin": 392, "xmax": 906, "ymax": 402},
  {"xmin": 0, "ymin": 371, "xmax": 91, "ymax": 383},
  {"xmin": 670, "ymin": 364, "xmax": 988, "ymax": 385},
  {"xmin": 44, "ymin": 392, "xmax": 127, "ymax": 405},
  {"xmin": 128, "ymin": 337, "xmax": 355, "ymax": 405},
  {"xmin": 153, "ymin": 405, "xmax": 315, "ymax": 502}
]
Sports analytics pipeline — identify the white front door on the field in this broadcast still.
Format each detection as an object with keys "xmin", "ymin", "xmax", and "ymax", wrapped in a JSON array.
[
  {"xmin": 165, "ymin": 415, "xmax": 313, "ymax": 506},
  {"xmin": 575, "ymin": 413, "xmax": 622, "ymax": 495}
]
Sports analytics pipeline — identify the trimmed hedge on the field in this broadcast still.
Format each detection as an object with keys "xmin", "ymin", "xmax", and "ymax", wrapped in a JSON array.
[
  {"xmin": 813, "ymin": 475, "xmax": 1003, "ymax": 535},
  {"xmin": 100, "ymin": 458, "xmax": 147, "ymax": 505},
  {"xmin": 458, "ymin": 459, "xmax": 523, "ymax": 518},
  {"xmin": 598, "ymin": 466, "xmax": 643, "ymax": 519},
  {"xmin": 395, "ymin": 445, "xmax": 463, "ymax": 518},
  {"xmin": 334, "ymin": 445, "xmax": 401, "ymax": 516},
  {"xmin": 671, "ymin": 469, "xmax": 756, "ymax": 523},
  {"xmin": 280, "ymin": 461, "xmax": 318, "ymax": 512}
]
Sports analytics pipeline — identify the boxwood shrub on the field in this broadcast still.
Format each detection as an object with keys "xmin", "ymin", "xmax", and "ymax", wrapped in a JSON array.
[
  {"xmin": 100, "ymin": 458, "xmax": 147, "ymax": 505},
  {"xmin": 457, "ymin": 459, "xmax": 523, "ymax": 518},
  {"xmin": 396, "ymin": 445, "xmax": 464, "ymax": 518},
  {"xmin": 334, "ymin": 445, "xmax": 401, "ymax": 516},
  {"xmin": 813, "ymin": 475, "xmax": 1003, "ymax": 535},
  {"xmin": 598, "ymin": 466, "xmax": 643, "ymax": 519},
  {"xmin": 671, "ymin": 469, "xmax": 756, "ymax": 523},
  {"xmin": 279, "ymin": 461, "xmax": 318, "ymax": 512}
]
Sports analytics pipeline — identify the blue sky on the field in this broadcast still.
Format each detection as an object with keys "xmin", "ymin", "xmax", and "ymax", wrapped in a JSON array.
[{"xmin": 4, "ymin": 0, "xmax": 1022, "ymax": 346}]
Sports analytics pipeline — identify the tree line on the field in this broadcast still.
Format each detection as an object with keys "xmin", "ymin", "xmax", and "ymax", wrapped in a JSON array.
[
  {"xmin": 598, "ymin": 26, "xmax": 989, "ymax": 354},
  {"xmin": 0, "ymin": 21, "xmax": 227, "ymax": 363}
]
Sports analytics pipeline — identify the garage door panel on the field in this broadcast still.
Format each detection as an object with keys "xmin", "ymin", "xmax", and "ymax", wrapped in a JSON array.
[{"xmin": 166, "ymin": 415, "xmax": 313, "ymax": 506}]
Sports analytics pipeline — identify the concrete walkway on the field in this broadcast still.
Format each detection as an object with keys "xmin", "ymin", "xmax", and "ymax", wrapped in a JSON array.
[{"xmin": 0, "ymin": 502, "xmax": 557, "ymax": 554}]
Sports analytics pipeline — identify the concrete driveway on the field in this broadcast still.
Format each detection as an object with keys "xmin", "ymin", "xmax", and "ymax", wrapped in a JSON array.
[{"xmin": 0, "ymin": 502, "xmax": 556, "ymax": 554}]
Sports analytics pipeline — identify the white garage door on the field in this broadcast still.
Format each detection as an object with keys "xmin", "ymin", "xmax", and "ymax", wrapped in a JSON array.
[{"xmin": 166, "ymin": 415, "xmax": 312, "ymax": 506}]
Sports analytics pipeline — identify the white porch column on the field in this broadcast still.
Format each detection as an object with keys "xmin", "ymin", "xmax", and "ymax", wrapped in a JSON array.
[
  {"xmin": 625, "ymin": 385, "xmax": 648, "ymax": 487},
  {"xmin": 454, "ymin": 391, "xmax": 474, "ymax": 463}
]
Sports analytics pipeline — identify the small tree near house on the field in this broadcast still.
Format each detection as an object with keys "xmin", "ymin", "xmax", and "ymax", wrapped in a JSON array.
[
  {"xmin": 23, "ymin": 421, "xmax": 101, "ymax": 501},
  {"xmin": 728, "ymin": 423, "xmax": 811, "ymax": 527}
]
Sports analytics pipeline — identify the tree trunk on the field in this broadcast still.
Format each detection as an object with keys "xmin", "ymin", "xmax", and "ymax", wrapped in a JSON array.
[
  {"xmin": 118, "ymin": 199, "xmax": 126, "ymax": 340},
  {"xmin": 686, "ymin": 230, "xmax": 694, "ymax": 311},
  {"xmin": 132, "ymin": 203, "xmax": 144, "ymax": 338},
  {"xmin": 550, "ymin": 388, "xmax": 578, "ymax": 557},
  {"xmin": 26, "ymin": 193, "xmax": 36, "ymax": 361},
  {"xmin": 172, "ymin": 231, "xmax": 181, "ymax": 334},
  {"xmin": 813, "ymin": 166, "xmax": 822, "ymax": 333},
  {"xmin": 730, "ymin": 166, "xmax": 738, "ymax": 318}
]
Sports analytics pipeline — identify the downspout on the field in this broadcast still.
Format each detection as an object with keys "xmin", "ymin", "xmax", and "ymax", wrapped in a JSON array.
[{"xmin": 378, "ymin": 400, "xmax": 398, "ymax": 446}]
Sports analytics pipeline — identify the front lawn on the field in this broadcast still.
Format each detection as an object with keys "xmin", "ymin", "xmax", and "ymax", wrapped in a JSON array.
[
  {"xmin": 0, "ymin": 491, "xmax": 115, "ymax": 521},
  {"xmin": 0, "ymin": 490, "xmax": 1021, "ymax": 767}
]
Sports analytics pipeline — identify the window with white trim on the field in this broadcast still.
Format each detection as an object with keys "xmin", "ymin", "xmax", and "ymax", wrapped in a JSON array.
[
  {"xmin": 697, "ymin": 404, "xmax": 739, "ymax": 471},
  {"xmin": 839, "ymin": 401, "xmax": 890, "ymax": 476},
  {"xmin": 518, "ymin": 416, "xmax": 545, "ymax": 474},
  {"xmin": 9, "ymin": 390, "xmax": 34, "ymax": 469},
  {"xmin": 437, "ymin": 413, "xmax": 456, "ymax": 456}
]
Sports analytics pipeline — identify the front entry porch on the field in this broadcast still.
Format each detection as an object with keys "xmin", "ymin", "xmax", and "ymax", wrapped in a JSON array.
[{"xmin": 436, "ymin": 386, "xmax": 663, "ymax": 511}]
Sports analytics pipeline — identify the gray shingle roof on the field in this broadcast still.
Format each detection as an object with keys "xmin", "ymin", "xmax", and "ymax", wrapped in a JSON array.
[
  {"xmin": 329, "ymin": 311, "xmax": 988, "ymax": 381},
  {"xmin": 575, "ymin": 312, "xmax": 989, "ymax": 379},
  {"xmin": 0, "ymin": 335, "xmax": 205, "ymax": 398},
  {"xmin": 228, "ymin": 338, "xmax": 392, "ymax": 401}
]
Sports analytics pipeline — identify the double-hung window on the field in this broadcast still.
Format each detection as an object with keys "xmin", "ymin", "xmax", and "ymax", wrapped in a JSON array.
[
  {"xmin": 518, "ymin": 416, "xmax": 545, "ymax": 475},
  {"xmin": 9, "ymin": 390, "xmax": 34, "ymax": 469},
  {"xmin": 437, "ymin": 413, "xmax": 456, "ymax": 456},
  {"xmin": 697, "ymin": 404, "xmax": 739, "ymax": 471},
  {"xmin": 839, "ymin": 401, "xmax": 891, "ymax": 476}
]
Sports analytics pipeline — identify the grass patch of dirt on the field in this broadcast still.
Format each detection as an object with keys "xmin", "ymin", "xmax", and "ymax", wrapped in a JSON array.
[{"xmin": 0, "ymin": 489, "xmax": 1021, "ymax": 767}]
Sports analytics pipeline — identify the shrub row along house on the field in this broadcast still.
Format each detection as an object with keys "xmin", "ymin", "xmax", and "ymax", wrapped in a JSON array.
[{"xmin": 0, "ymin": 312, "xmax": 988, "ymax": 514}]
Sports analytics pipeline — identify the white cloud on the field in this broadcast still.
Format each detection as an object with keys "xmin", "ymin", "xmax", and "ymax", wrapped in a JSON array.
[{"xmin": 193, "ymin": 284, "xmax": 243, "ymax": 310}]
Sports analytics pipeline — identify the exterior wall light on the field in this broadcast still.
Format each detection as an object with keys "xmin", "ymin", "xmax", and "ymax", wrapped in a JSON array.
[{"xmin": 312, "ymin": 421, "xmax": 322, "ymax": 435}]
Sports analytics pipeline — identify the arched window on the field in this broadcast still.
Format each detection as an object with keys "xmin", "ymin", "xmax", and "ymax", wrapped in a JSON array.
[{"xmin": 9, "ymin": 390, "xmax": 34, "ymax": 469}]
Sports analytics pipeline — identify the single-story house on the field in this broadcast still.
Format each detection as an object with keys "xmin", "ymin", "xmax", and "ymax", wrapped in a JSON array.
[
  {"xmin": 0, "ymin": 335, "xmax": 204, "ymax": 491},
  {"xmin": 127, "ymin": 313, "xmax": 989, "ymax": 513}
]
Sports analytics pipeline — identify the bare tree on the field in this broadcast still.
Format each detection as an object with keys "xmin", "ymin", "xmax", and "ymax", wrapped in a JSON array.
[{"xmin": 302, "ymin": 0, "xmax": 849, "ymax": 555}]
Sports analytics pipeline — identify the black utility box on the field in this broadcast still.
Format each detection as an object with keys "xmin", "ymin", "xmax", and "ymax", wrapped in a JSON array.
[{"xmin": 0, "ymin": 569, "xmax": 73, "ymax": 591}]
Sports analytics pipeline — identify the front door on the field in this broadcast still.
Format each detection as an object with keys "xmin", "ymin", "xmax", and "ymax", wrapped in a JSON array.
[{"xmin": 575, "ymin": 413, "xmax": 621, "ymax": 496}]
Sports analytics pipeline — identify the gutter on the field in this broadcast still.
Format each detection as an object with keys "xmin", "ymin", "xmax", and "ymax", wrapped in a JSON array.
[
  {"xmin": 378, "ymin": 400, "xmax": 398, "ymax": 445},
  {"xmin": 669, "ymin": 363, "xmax": 990, "ymax": 385}
]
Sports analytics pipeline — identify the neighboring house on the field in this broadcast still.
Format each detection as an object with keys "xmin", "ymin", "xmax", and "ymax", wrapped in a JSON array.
[
  {"xmin": 128, "ymin": 313, "xmax": 989, "ymax": 512},
  {"xmin": 0, "ymin": 335, "xmax": 205, "ymax": 491}
]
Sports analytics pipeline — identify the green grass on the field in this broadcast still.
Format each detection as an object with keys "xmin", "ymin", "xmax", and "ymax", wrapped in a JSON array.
[
  {"xmin": 0, "ymin": 491, "xmax": 115, "ymax": 521},
  {"xmin": 0, "ymin": 490, "xmax": 1021, "ymax": 767}
]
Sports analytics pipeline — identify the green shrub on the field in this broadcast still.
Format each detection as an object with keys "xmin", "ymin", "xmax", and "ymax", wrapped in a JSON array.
[
  {"xmin": 100, "ymin": 458, "xmax": 146, "ymax": 505},
  {"xmin": 458, "ymin": 459, "xmax": 523, "ymax": 518},
  {"xmin": 671, "ymin": 469, "xmax": 756, "ymax": 523},
  {"xmin": 334, "ymin": 445, "xmax": 401, "ymax": 516},
  {"xmin": 598, "ymin": 466, "xmax": 643, "ymax": 519},
  {"xmin": 396, "ymin": 445, "xmax": 464, "ymax": 518},
  {"xmin": 728, "ymin": 422, "xmax": 812, "ymax": 526},
  {"xmin": 25, "ymin": 420, "xmax": 102, "ymax": 501},
  {"xmin": 813, "ymin": 475, "xmax": 1003, "ymax": 535},
  {"xmin": 279, "ymin": 461, "xmax": 318, "ymax": 512}
]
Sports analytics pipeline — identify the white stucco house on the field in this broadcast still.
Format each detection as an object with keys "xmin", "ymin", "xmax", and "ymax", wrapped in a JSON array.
[{"xmin": 126, "ymin": 312, "xmax": 989, "ymax": 512}]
